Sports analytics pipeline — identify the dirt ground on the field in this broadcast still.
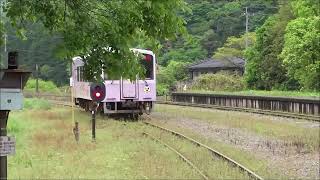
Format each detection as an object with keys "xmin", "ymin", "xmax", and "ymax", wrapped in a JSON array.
[{"xmin": 150, "ymin": 106, "xmax": 320, "ymax": 179}]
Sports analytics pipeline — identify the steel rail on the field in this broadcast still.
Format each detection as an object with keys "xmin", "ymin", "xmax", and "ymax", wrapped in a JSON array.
[
  {"xmin": 157, "ymin": 101, "xmax": 320, "ymax": 122},
  {"xmin": 142, "ymin": 132, "xmax": 209, "ymax": 180},
  {"xmin": 144, "ymin": 121, "xmax": 264, "ymax": 180}
]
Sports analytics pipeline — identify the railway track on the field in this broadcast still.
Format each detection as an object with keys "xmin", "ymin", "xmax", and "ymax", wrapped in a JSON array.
[
  {"xmin": 142, "ymin": 132, "xmax": 209, "ymax": 180},
  {"xmin": 143, "ymin": 121, "xmax": 263, "ymax": 180},
  {"xmin": 25, "ymin": 93, "xmax": 319, "ymax": 121},
  {"xmin": 50, "ymin": 100, "xmax": 263, "ymax": 179},
  {"xmin": 49, "ymin": 100, "xmax": 263, "ymax": 179},
  {"xmin": 157, "ymin": 101, "xmax": 320, "ymax": 122}
]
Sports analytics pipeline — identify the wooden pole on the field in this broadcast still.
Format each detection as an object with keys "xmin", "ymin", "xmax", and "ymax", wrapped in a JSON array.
[
  {"xmin": 0, "ymin": 111, "xmax": 9, "ymax": 180},
  {"xmin": 92, "ymin": 110, "xmax": 96, "ymax": 141},
  {"xmin": 35, "ymin": 64, "xmax": 39, "ymax": 94}
]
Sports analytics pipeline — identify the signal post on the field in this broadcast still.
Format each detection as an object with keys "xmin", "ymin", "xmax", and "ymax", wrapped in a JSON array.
[
  {"xmin": 0, "ymin": 52, "xmax": 30, "ymax": 180},
  {"xmin": 89, "ymin": 83, "xmax": 105, "ymax": 141}
]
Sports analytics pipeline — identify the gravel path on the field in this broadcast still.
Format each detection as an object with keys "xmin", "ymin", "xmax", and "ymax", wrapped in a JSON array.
[{"xmin": 150, "ymin": 111, "xmax": 320, "ymax": 179}]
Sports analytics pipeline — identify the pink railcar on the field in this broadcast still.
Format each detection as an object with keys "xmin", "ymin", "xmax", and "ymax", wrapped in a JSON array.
[{"xmin": 71, "ymin": 49, "xmax": 156, "ymax": 116}]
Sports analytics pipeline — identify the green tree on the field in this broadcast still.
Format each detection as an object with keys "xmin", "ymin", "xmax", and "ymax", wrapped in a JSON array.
[
  {"xmin": 213, "ymin": 32, "xmax": 256, "ymax": 60},
  {"xmin": 158, "ymin": 36, "xmax": 206, "ymax": 66},
  {"xmin": 280, "ymin": 0, "xmax": 320, "ymax": 90},
  {"xmin": 5, "ymin": 22, "xmax": 69, "ymax": 85},
  {"xmin": 2, "ymin": 0, "xmax": 188, "ymax": 80},
  {"xmin": 244, "ymin": 4, "xmax": 295, "ymax": 90}
]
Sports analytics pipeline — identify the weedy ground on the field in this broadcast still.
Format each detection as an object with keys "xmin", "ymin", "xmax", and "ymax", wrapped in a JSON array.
[
  {"xmin": 151, "ymin": 104, "xmax": 320, "ymax": 179},
  {"xmin": 8, "ymin": 98, "xmax": 257, "ymax": 179},
  {"xmin": 8, "ymin": 99, "xmax": 200, "ymax": 179}
]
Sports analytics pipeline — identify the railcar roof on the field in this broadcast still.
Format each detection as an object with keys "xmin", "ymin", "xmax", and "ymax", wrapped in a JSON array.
[{"xmin": 72, "ymin": 48, "xmax": 155, "ymax": 63}]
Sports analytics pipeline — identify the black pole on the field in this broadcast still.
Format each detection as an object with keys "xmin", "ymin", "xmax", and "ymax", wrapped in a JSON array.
[
  {"xmin": 35, "ymin": 64, "xmax": 39, "ymax": 94},
  {"xmin": 92, "ymin": 110, "xmax": 96, "ymax": 141},
  {"xmin": 0, "ymin": 111, "xmax": 9, "ymax": 180}
]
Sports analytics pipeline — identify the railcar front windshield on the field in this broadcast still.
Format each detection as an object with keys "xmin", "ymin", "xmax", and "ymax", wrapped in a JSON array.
[
  {"xmin": 140, "ymin": 54, "xmax": 154, "ymax": 79},
  {"xmin": 103, "ymin": 53, "xmax": 154, "ymax": 80}
]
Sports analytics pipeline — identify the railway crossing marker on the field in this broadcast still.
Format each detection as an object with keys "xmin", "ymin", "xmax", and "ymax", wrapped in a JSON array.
[{"xmin": 0, "ymin": 52, "xmax": 31, "ymax": 180}]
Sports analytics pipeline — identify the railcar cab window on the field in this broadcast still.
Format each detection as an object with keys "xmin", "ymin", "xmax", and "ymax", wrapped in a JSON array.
[
  {"xmin": 140, "ymin": 54, "xmax": 154, "ymax": 79},
  {"xmin": 77, "ymin": 66, "xmax": 86, "ymax": 82}
]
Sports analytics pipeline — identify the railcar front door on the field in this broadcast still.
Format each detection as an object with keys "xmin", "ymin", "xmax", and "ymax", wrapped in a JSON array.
[{"xmin": 121, "ymin": 78, "xmax": 138, "ymax": 99}]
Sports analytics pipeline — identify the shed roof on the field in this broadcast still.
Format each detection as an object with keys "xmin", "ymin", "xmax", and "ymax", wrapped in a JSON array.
[{"xmin": 188, "ymin": 57, "xmax": 245, "ymax": 70}]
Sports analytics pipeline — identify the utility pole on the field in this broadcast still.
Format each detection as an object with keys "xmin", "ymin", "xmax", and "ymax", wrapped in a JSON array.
[
  {"xmin": 3, "ymin": 34, "xmax": 6, "ymax": 53},
  {"xmin": 1, "ymin": 0, "xmax": 7, "ymax": 69},
  {"xmin": 245, "ymin": 6, "xmax": 249, "ymax": 49},
  {"xmin": 1, "ymin": 0, "xmax": 7, "ymax": 53}
]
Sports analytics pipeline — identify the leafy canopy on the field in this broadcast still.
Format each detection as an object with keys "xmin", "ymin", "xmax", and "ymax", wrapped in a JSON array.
[
  {"xmin": 213, "ymin": 32, "xmax": 256, "ymax": 60},
  {"xmin": 3, "ymin": 0, "xmax": 188, "ymax": 80},
  {"xmin": 244, "ymin": 4, "xmax": 294, "ymax": 90},
  {"xmin": 281, "ymin": 0, "xmax": 320, "ymax": 90}
]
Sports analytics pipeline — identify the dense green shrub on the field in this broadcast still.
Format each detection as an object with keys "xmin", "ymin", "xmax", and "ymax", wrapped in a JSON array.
[
  {"xmin": 191, "ymin": 72, "xmax": 245, "ymax": 91},
  {"xmin": 25, "ymin": 78, "xmax": 61, "ymax": 94},
  {"xmin": 157, "ymin": 61, "xmax": 190, "ymax": 94},
  {"xmin": 24, "ymin": 98, "xmax": 52, "ymax": 110},
  {"xmin": 156, "ymin": 83, "xmax": 169, "ymax": 96}
]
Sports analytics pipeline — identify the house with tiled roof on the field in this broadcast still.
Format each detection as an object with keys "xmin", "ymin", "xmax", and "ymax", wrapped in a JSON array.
[{"xmin": 188, "ymin": 57, "xmax": 245, "ymax": 80}]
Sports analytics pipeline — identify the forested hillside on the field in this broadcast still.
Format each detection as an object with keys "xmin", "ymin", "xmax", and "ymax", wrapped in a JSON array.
[
  {"xmin": 158, "ymin": 0, "xmax": 279, "ymax": 93},
  {"xmin": 159, "ymin": 0, "xmax": 319, "ymax": 93},
  {"xmin": 245, "ymin": 0, "xmax": 319, "ymax": 91},
  {"xmin": 2, "ymin": 0, "xmax": 319, "ymax": 92},
  {"xmin": 6, "ymin": 23, "xmax": 68, "ymax": 86}
]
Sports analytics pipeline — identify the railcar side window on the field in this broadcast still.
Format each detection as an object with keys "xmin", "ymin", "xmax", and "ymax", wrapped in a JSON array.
[
  {"xmin": 77, "ymin": 66, "xmax": 85, "ymax": 82},
  {"xmin": 77, "ymin": 67, "xmax": 80, "ymax": 81},
  {"xmin": 80, "ymin": 66, "xmax": 85, "ymax": 81},
  {"xmin": 140, "ymin": 54, "xmax": 154, "ymax": 79}
]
